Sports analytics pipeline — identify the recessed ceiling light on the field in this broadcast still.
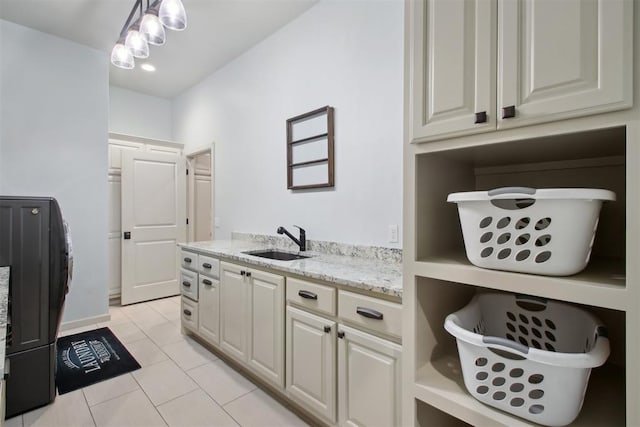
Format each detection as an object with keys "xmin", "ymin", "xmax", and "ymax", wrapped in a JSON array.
[{"xmin": 140, "ymin": 63, "xmax": 156, "ymax": 72}]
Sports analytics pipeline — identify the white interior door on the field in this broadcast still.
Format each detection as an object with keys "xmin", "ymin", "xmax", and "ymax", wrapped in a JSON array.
[{"xmin": 121, "ymin": 151, "xmax": 186, "ymax": 305}]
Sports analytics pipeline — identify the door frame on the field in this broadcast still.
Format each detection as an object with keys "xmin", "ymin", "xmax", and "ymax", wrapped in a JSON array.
[{"xmin": 185, "ymin": 143, "xmax": 215, "ymax": 242}]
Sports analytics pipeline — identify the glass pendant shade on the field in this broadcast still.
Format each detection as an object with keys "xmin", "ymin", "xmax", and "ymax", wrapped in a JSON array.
[
  {"xmin": 111, "ymin": 42, "xmax": 134, "ymax": 69},
  {"xmin": 159, "ymin": 0, "xmax": 187, "ymax": 31},
  {"xmin": 141, "ymin": 12, "xmax": 165, "ymax": 45},
  {"xmin": 125, "ymin": 26, "xmax": 149, "ymax": 58}
]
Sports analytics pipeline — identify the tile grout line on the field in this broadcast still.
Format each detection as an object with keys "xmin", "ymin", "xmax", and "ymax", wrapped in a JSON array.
[
  {"xmin": 80, "ymin": 386, "xmax": 98, "ymax": 427},
  {"xmin": 129, "ymin": 365, "xmax": 170, "ymax": 426},
  {"xmin": 82, "ymin": 378, "xmax": 140, "ymax": 409}
]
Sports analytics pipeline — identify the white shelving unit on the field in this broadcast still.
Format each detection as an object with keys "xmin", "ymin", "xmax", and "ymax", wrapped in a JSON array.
[{"xmin": 402, "ymin": 1, "xmax": 639, "ymax": 425}]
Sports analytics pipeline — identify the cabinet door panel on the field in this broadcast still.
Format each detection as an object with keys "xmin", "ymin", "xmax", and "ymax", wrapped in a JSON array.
[
  {"xmin": 338, "ymin": 325, "xmax": 402, "ymax": 427},
  {"xmin": 498, "ymin": 0, "xmax": 632, "ymax": 128},
  {"xmin": 198, "ymin": 276, "xmax": 220, "ymax": 345},
  {"xmin": 286, "ymin": 306, "xmax": 336, "ymax": 423},
  {"xmin": 410, "ymin": 0, "xmax": 496, "ymax": 142},
  {"xmin": 248, "ymin": 269, "xmax": 284, "ymax": 388},
  {"xmin": 220, "ymin": 262, "xmax": 248, "ymax": 361}
]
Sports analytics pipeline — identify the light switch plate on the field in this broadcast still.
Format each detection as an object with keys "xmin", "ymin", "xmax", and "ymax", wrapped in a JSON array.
[{"xmin": 388, "ymin": 224, "xmax": 399, "ymax": 243}]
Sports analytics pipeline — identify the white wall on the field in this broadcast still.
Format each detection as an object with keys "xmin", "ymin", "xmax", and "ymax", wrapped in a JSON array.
[
  {"xmin": 173, "ymin": 0, "xmax": 403, "ymax": 247},
  {"xmin": 109, "ymin": 85, "xmax": 173, "ymax": 141},
  {"xmin": 0, "ymin": 19, "xmax": 109, "ymax": 323}
]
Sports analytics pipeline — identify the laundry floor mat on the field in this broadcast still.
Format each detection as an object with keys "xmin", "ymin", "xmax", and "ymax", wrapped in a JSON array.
[{"xmin": 55, "ymin": 327, "xmax": 141, "ymax": 394}]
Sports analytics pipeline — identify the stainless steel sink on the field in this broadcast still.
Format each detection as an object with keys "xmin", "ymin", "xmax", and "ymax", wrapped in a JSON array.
[{"xmin": 243, "ymin": 249, "xmax": 309, "ymax": 261}]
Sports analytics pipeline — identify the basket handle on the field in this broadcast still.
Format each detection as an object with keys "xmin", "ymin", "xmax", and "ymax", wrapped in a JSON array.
[
  {"xmin": 488, "ymin": 187, "xmax": 537, "ymax": 197},
  {"xmin": 483, "ymin": 336, "xmax": 529, "ymax": 355},
  {"xmin": 515, "ymin": 294, "xmax": 548, "ymax": 312}
]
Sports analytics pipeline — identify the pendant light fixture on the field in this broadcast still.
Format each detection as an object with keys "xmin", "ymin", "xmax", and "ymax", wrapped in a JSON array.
[
  {"xmin": 140, "ymin": 1, "xmax": 166, "ymax": 46},
  {"xmin": 110, "ymin": 0, "xmax": 187, "ymax": 70},
  {"xmin": 110, "ymin": 39, "xmax": 134, "ymax": 69},
  {"xmin": 125, "ymin": 21, "xmax": 149, "ymax": 58},
  {"xmin": 159, "ymin": 0, "xmax": 187, "ymax": 31}
]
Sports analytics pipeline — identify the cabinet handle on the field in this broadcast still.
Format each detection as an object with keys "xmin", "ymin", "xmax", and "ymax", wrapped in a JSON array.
[
  {"xmin": 202, "ymin": 279, "xmax": 212, "ymax": 286},
  {"xmin": 298, "ymin": 290, "xmax": 318, "ymax": 300},
  {"xmin": 337, "ymin": 331, "xmax": 345, "ymax": 339},
  {"xmin": 246, "ymin": 271, "xmax": 252, "ymax": 277},
  {"xmin": 202, "ymin": 263, "xmax": 212, "ymax": 269},
  {"xmin": 183, "ymin": 257, "xmax": 192, "ymax": 263},
  {"xmin": 182, "ymin": 281, "xmax": 191, "ymax": 287},
  {"xmin": 123, "ymin": 231, "xmax": 131, "ymax": 240},
  {"xmin": 474, "ymin": 111, "xmax": 487, "ymax": 124},
  {"xmin": 356, "ymin": 306, "xmax": 384, "ymax": 320},
  {"xmin": 183, "ymin": 309, "xmax": 192, "ymax": 316},
  {"xmin": 324, "ymin": 326, "xmax": 331, "ymax": 333},
  {"xmin": 240, "ymin": 270, "xmax": 246, "ymax": 276},
  {"xmin": 502, "ymin": 105, "xmax": 516, "ymax": 119}
]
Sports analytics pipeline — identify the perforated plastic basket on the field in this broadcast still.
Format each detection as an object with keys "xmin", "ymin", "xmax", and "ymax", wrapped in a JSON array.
[
  {"xmin": 447, "ymin": 187, "xmax": 615, "ymax": 276},
  {"xmin": 444, "ymin": 293, "xmax": 610, "ymax": 426}
]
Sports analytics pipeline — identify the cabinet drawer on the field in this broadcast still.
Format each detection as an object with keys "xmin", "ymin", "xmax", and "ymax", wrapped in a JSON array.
[
  {"xmin": 287, "ymin": 278, "xmax": 336, "ymax": 317},
  {"xmin": 180, "ymin": 269, "xmax": 198, "ymax": 301},
  {"xmin": 338, "ymin": 290, "xmax": 402, "ymax": 338},
  {"xmin": 180, "ymin": 250, "xmax": 196, "ymax": 270},
  {"xmin": 198, "ymin": 254, "xmax": 220, "ymax": 278},
  {"xmin": 181, "ymin": 297, "xmax": 198, "ymax": 332}
]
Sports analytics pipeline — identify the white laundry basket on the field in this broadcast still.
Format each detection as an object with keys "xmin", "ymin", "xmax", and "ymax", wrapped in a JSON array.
[
  {"xmin": 447, "ymin": 187, "xmax": 615, "ymax": 275},
  {"xmin": 444, "ymin": 293, "xmax": 610, "ymax": 426}
]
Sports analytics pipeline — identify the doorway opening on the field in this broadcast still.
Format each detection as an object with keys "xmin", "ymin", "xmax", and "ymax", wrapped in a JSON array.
[{"xmin": 186, "ymin": 145, "xmax": 215, "ymax": 242}]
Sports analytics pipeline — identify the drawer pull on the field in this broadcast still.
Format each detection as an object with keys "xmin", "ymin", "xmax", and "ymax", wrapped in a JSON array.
[
  {"xmin": 337, "ymin": 331, "xmax": 345, "ymax": 339},
  {"xmin": 298, "ymin": 290, "xmax": 318, "ymax": 300},
  {"xmin": 324, "ymin": 326, "xmax": 331, "ymax": 333},
  {"xmin": 502, "ymin": 105, "xmax": 516, "ymax": 119},
  {"xmin": 356, "ymin": 306, "xmax": 384, "ymax": 320},
  {"xmin": 241, "ymin": 270, "xmax": 246, "ymax": 276},
  {"xmin": 246, "ymin": 271, "xmax": 252, "ymax": 278},
  {"xmin": 474, "ymin": 111, "xmax": 487, "ymax": 124},
  {"xmin": 202, "ymin": 262, "xmax": 212, "ymax": 269},
  {"xmin": 202, "ymin": 279, "xmax": 213, "ymax": 286},
  {"xmin": 182, "ymin": 281, "xmax": 191, "ymax": 287},
  {"xmin": 183, "ymin": 257, "xmax": 192, "ymax": 263},
  {"xmin": 183, "ymin": 309, "xmax": 192, "ymax": 316}
]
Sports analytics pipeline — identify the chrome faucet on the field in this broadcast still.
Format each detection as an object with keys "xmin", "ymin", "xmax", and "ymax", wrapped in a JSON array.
[{"xmin": 277, "ymin": 225, "xmax": 306, "ymax": 251}]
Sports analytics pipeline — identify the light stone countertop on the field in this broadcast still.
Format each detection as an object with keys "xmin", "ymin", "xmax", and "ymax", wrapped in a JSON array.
[
  {"xmin": 0, "ymin": 267, "xmax": 9, "ymax": 377},
  {"xmin": 178, "ymin": 240, "xmax": 403, "ymax": 299}
]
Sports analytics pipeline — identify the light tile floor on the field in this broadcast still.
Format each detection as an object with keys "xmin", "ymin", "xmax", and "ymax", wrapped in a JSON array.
[{"xmin": 5, "ymin": 296, "xmax": 309, "ymax": 427}]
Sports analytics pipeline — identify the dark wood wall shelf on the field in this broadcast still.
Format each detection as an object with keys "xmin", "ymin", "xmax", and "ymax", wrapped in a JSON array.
[{"xmin": 286, "ymin": 106, "xmax": 334, "ymax": 190}]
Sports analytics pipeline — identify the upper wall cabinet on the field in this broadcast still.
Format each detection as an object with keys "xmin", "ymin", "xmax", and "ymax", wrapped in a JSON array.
[
  {"xmin": 408, "ymin": 0, "xmax": 633, "ymax": 143},
  {"xmin": 409, "ymin": 0, "xmax": 497, "ymax": 142}
]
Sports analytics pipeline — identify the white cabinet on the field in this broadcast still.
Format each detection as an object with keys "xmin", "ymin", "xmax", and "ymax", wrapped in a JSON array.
[
  {"xmin": 285, "ymin": 280, "xmax": 403, "ymax": 426},
  {"xmin": 338, "ymin": 325, "xmax": 402, "ymax": 427},
  {"xmin": 248, "ymin": 268, "xmax": 285, "ymax": 388},
  {"xmin": 497, "ymin": 0, "xmax": 632, "ymax": 129},
  {"xmin": 286, "ymin": 306, "xmax": 337, "ymax": 423},
  {"xmin": 180, "ymin": 249, "xmax": 220, "ymax": 346},
  {"xmin": 219, "ymin": 261, "xmax": 285, "ymax": 388},
  {"xmin": 198, "ymin": 275, "xmax": 220, "ymax": 345},
  {"xmin": 219, "ymin": 262, "xmax": 249, "ymax": 362},
  {"xmin": 409, "ymin": 0, "xmax": 633, "ymax": 143},
  {"xmin": 409, "ymin": 0, "xmax": 496, "ymax": 142}
]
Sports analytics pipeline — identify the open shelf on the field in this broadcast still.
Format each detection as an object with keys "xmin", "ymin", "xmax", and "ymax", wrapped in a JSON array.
[
  {"xmin": 412, "ymin": 255, "xmax": 627, "ymax": 310},
  {"xmin": 414, "ymin": 357, "xmax": 625, "ymax": 427},
  {"xmin": 411, "ymin": 276, "xmax": 627, "ymax": 426},
  {"xmin": 414, "ymin": 126, "xmax": 627, "ymax": 309}
]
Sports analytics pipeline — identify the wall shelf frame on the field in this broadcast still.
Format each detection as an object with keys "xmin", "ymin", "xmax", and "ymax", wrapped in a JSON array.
[{"xmin": 286, "ymin": 106, "xmax": 335, "ymax": 190}]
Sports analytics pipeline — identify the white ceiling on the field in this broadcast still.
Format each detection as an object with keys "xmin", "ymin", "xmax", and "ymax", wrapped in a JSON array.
[{"xmin": 0, "ymin": 0, "xmax": 317, "ymax": 98}]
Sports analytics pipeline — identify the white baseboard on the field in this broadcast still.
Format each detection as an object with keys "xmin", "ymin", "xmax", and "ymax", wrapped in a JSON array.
[{"xmin": 60, "ymin": 313, "xmax": 111, "ymax": 331}]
